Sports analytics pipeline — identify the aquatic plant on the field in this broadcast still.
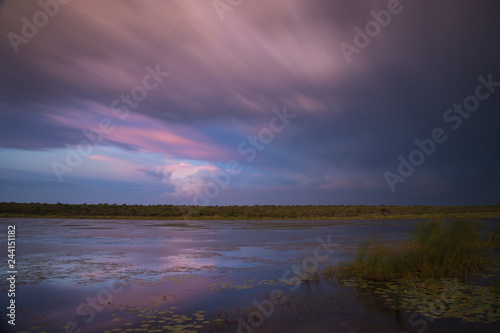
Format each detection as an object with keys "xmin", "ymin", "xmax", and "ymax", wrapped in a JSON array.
[
  {"xmin": 298, "ymin": 267, "xmax": 320, "ymax": 283},
  {"xmin": 325, "ymin": 220, "xmax": 493, "ymax": 282}
]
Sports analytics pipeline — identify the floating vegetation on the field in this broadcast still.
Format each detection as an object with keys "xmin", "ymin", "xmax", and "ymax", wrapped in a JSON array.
[
  {"xmin": 341, "ymin": 278, "xmax": 500, "ymax": 323},
  {"xmin": 8, "ymin": 217, "xmax": 500, "ymax": 332},
  {"xmin": 297, "ymin": 266, "xmax": 320, "ymax": 283},
  {"xmin": 102, "ymin": 307, "xmax": 237, "ymax": 333},
  {"xmin": 4, "ymin": 251, "xmax": 135, "ymax": 286},
  {"xmin": 207, "ymin": 271, "xmax": 324, "ymax": 292},
  {"xmin": 207, "ymin": 278, "xmax": 287, "ymax": 291},
  {"xmin": 322, "ymin": 220, "xmax": 500, "ymax": 324}
]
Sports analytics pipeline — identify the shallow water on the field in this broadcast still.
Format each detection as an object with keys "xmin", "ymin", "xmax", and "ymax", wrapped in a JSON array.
[{"xmin": 0, "ymin": 218, "xmax": 499, "ymax": 333}]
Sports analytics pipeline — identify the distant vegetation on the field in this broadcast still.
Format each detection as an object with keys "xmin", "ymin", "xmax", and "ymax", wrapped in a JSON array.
[
  {"xmin": 325, "ymin": 220, "xmax": 499, "ymax": 282},
  {"xmin": 0, "ymin": 202, "xmax": 499, "ymax": 220}
]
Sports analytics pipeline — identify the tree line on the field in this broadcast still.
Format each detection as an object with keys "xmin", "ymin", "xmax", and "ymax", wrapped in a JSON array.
[{"xmin": 0, "ymin": 202, "xmax": 499, "ymax": 220}]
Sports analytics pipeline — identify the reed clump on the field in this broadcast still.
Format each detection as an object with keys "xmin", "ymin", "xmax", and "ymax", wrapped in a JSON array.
[{"xmin": 326, "ymin": 220, "xmax": 493, "ymax": 282}]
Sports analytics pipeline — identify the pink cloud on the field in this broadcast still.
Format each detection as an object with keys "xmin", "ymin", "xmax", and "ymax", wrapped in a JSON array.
[
  {"xmin": 88, "ymin": 155, "xmax": 114, "ymax": 161},
  {"xmin": 46, "ymin": 101, "xmax": 231, "ymax": 161},
  {"xmin": 154, "ymin": 162, "xmax": 223, "ymax": 198},
  {"xmin": 5, "ymin": 0, "xmax": 345, "ymax": 121}
]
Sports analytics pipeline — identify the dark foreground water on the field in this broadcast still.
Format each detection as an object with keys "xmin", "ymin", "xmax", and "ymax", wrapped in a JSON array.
[{"xmin": 0, "ymin": 218, "xmax": 499, "ymax": 333}]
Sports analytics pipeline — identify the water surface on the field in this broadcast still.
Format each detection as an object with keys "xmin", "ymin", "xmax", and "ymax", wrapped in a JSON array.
[{"xmin": 0, "ymin": 218, "xmax": 499, "ymax": 332}]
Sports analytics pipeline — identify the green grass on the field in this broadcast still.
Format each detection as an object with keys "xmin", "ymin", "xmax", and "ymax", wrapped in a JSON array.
[{"xmin": 325, "ymin": 219, "xmax": 497, "ymax": 282}]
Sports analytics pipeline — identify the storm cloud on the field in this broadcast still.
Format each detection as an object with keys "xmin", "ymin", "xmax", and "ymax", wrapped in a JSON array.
[{"xmin": 1, "ymin": 0, "xmax": 499, "ymax": 205}]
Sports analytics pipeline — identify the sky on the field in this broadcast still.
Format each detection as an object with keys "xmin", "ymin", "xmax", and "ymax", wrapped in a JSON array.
[{"xmin": 0, "ymin": 0, "xmax": 499, "ymax": 206}]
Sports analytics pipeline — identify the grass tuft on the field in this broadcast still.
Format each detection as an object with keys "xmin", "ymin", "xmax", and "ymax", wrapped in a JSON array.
[{"xmin": 325, "ymin": 219, "xmax": 493, "ymax": 282}]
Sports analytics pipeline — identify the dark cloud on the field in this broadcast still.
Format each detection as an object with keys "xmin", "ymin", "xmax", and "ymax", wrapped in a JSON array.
[{"xmin": 0, "ymin": 0, "xmax": 499, "ymax": 204}]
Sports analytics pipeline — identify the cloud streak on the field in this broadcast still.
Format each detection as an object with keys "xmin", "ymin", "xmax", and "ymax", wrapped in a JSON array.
[{"xmin": 1, "ymin": 0, "xmax": 499, "ymax": 205}]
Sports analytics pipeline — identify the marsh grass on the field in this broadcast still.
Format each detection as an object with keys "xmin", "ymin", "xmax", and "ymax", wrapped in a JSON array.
[{"xmin": 326, "ymin": 220, "xmax": 495, "ymax": 282}]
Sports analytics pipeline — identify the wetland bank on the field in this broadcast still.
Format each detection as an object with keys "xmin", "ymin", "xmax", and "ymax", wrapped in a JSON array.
[{"xmin": 1, "ymin": 218, "xmax": 499, "ymax": 332}]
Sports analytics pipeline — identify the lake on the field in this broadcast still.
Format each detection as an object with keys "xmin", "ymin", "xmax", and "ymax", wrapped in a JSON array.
[{"xmin": 0, "ymin": 218, "xmax": 499, "ymax": 333}]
